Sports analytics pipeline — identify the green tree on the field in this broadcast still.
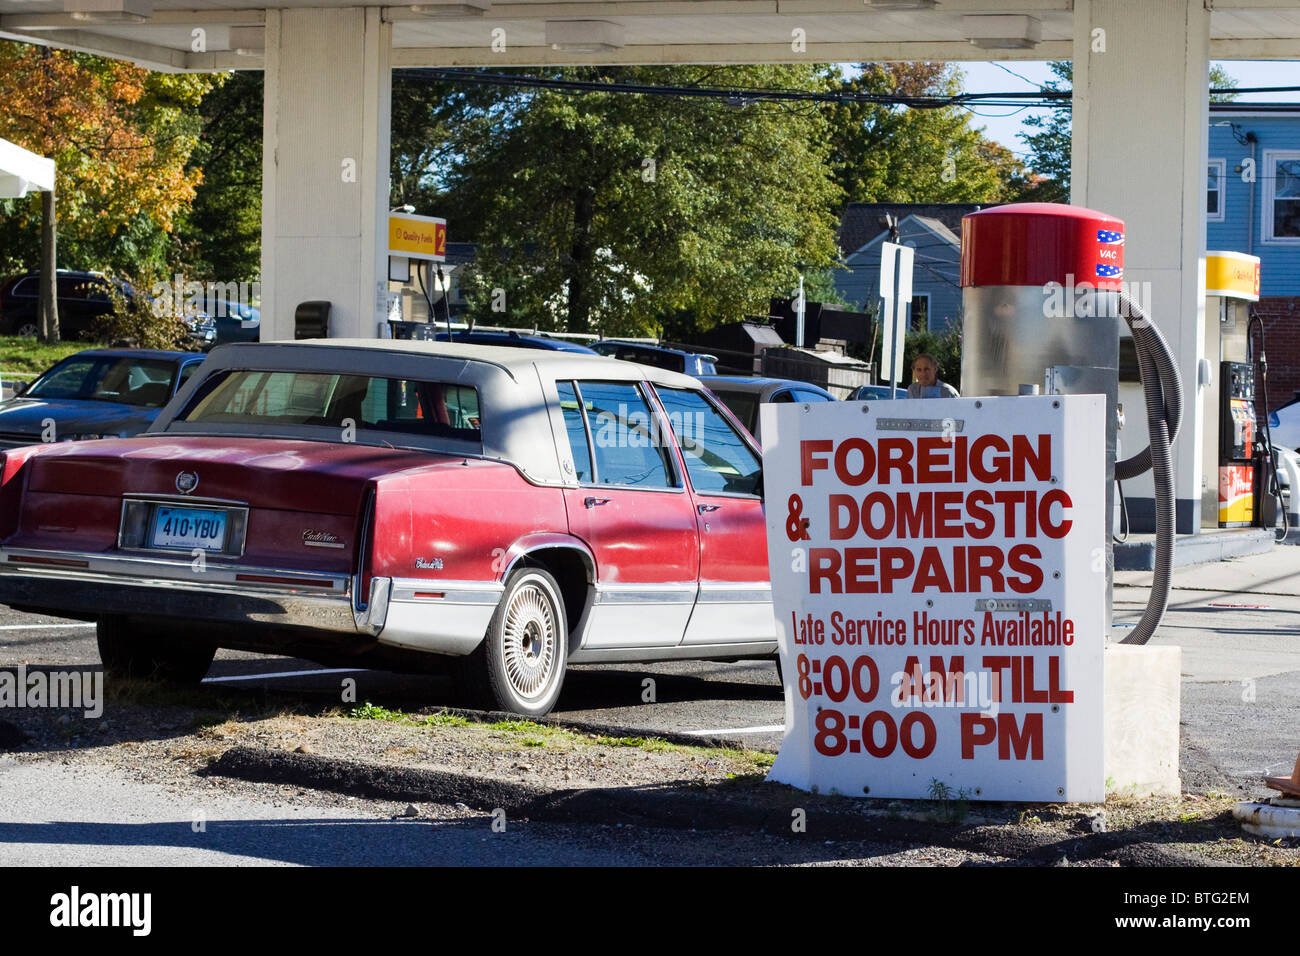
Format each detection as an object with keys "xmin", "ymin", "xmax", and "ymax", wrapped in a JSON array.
[
  {"xmin": 436, "ymin": 66, "xmax": 843, "ymax": 335},
  {"xmin": 826, "ymin": 62, "xmax": 1030, "ymax": 204},
  {"xmin": 171, "ymin": 71, "xmax": 263, "ymax": 284},
  {"xmin": 1019, "ymin": 61, "xmax": 1239, "ymax": 202},
  {"xmin": 0, "ymin": 41, "xmax": 216, "ymax": 278}
]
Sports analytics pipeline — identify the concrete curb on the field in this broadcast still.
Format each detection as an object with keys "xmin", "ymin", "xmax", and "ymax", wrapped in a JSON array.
[
  {"xmin": 204, "ymin": 746, "xmax": 1219, "ymax": 866},
  {"xmin": 408, "ymin": 704, "xmax": 768, "ymax": 753}
]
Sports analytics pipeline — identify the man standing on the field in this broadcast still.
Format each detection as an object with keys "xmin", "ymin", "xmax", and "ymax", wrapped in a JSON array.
[{"xmin": 907, "ymin": 353, "xmax": 960, "ymax": 399}]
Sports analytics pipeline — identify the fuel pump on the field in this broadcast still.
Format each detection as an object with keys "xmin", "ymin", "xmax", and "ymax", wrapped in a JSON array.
[
  {"xmin": 959, "ymin": 203, "xmax": 1181, "ymax": 646},
  {"xmin": 1218, "ymin": 360, "xmax": 1257, "ymax": 527}
]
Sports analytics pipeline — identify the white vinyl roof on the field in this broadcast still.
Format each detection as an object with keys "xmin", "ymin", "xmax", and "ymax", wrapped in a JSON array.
[
  {"xmin": 0, "ymin": 0, "xmax": 1297, "ymax": 73},
  {"xmin": 0, "ymin": 138, "xmax": 55, "ymax": 199}
]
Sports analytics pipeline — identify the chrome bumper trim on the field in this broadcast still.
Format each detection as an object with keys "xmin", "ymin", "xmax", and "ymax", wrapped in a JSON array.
[{"xmin": 0, "ymin": 546, "xmax": 372, "ymax": 634}]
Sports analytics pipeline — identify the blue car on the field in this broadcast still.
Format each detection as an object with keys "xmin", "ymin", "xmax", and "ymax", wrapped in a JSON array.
[
  {"xmin": 185, "ymin": 299, "xmax": 260, "ymax": 349},
  {"xmin": 0, "ymin": 349, "xmax": 206, "ymax": 448},
  {"xmin": 846, "ymin": 384, "xmax": 909, "ymax": 401}
]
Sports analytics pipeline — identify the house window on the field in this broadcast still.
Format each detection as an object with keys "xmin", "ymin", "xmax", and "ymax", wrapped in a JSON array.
[
  {"xmin": 1207, "ymin": 159, "xmax": 1226, "ymax": 221},
  {"xmin": 1264, "ymin": 150, "xmax": 1300, "ymax": 243},
  {"xmin": 910, "ymin": 294, "xmax": 930, "ymax": 332}
]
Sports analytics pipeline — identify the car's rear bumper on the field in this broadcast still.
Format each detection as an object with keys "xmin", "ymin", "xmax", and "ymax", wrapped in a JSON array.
[
  {"xmin": 0, "ymin": 546, "xmax": 375, "ymax": 635},
  {"xmin": 0, "ymin": 547, "xmax": 501, "ymax": 656}
]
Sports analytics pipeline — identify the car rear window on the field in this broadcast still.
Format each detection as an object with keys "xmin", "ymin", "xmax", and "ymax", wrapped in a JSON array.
[
  {"xmin": 28, "ymin": 356, "xmax": 179, "ymax": 408},
  {"xmin": 178, "ymin": 370, "xmax": 481, "ymax": 441}
]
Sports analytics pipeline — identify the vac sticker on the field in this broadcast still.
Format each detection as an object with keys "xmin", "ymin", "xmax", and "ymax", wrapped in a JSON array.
[
  {"xmin": 1096, "ymin": 228, "xmax": 1124, "ymax": 280},
  {"xmin": 760, "ymin": 395, "xmax": 1106, "ymax": 802}
]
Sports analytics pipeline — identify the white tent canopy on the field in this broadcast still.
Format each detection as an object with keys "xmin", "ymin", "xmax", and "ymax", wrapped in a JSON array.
[{"xmin": 0, "ymin": 137, "xmax": 55, "ymax": 199}]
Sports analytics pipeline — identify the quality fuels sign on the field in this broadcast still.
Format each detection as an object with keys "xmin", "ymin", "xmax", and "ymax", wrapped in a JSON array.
[{"xmin": 760, "ymin": 395, "xmax": 1106, "ymax": 802}]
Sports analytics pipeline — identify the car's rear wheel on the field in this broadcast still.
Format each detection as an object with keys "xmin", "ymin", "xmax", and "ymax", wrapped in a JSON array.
[
  {"xmin": 455, "ymin": 567, "xmax": 567, "ymax": 717},
  {"xmin": 96, "ymin": 616, "xmax": 216, "ymax": 684},
  {"xmin": 10, "ymin": 319, "xmax": 37, "ymax": 338}
]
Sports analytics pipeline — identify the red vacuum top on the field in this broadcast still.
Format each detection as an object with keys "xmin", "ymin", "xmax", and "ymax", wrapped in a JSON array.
[{"xmin": 960, "ymin": 202, "xmax": 1126, "ymax": 291}]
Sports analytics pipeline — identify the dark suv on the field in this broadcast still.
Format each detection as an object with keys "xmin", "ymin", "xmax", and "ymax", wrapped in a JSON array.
[
  {"xmin": 591, "ymin": 341, "xmax": 717, "ymax": 376},
  {"xmin": 0, "ymin": 271, "xmax": 127, "ymax": 339}
]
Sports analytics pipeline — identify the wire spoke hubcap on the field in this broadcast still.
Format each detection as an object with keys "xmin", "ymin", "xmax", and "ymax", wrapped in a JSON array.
[{"xmin": 502, "ymin": 582, "xmax": 557, "ymax": 700}]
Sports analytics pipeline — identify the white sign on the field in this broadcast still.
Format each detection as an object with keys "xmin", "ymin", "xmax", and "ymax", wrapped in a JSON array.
[
  {"xmin": 879, "ymin": 241, "xmax": 913, "ymax": 387},
  {"xmin": 760, "ymin": 395, "xmax": 1106, "ymax": 802}
]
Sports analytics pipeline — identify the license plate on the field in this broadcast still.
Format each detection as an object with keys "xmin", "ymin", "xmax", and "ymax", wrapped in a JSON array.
[{"xmin": 150, "ymin": 506, "xmax": 228, "ymax": 552}]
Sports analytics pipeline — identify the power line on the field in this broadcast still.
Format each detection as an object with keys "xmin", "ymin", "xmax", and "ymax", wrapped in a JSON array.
[
  {"xmin": 395, "ymin": 68, "xmax": 1075, "ymax": 110},
  {"xmin": 394, "ymin": 68, "xmax": 1280, "ymax": 110}
]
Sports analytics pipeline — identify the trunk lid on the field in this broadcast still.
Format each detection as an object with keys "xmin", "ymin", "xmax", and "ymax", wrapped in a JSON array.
[{"xmin": 26, "ymin": 435, "xmax": 444, "ymax": 515}]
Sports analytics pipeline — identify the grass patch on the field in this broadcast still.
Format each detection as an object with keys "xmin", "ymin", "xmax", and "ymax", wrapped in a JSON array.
[
  {"xmin": 0, "ymin": 336, "xmax": 90, "ymax": 379},
  {"xmin": 343, "ymin": 704, "xmax": 775, "ymax": 775},
  {"xmin": 926, "ymin": 779, "xmax": 972, "ymax": 824},
  {"xmin": 485, "ymin": 718, "xmax": 553, "ymax": 734},
  {"xmin": 348, "ymin": 702, "xmax": 407, "ymax": 722},
  {"xmin": 347, "ymin": 703, "xmax": 471, "ymax": 728}
]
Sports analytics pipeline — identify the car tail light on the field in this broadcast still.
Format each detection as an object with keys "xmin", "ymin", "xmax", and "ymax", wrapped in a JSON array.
[{"xmin": 354, "ymin": 490, "xmax": 376, "ymax": 611}]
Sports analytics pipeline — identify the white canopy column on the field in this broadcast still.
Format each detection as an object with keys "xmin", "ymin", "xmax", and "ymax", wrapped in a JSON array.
[
  {"xmin": 261, "ymin": 7, "xmax": 392, "ymax": 340},
  {"xmin": 0, "ymin": 138, "xmax": 55, "ymax": 199},
  {"xmin": 1071, "ymin": 0, "xmax": 1210, "ymax": 534}
]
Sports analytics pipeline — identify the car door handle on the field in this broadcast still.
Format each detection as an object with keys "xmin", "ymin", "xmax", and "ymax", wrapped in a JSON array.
[
  {"xmin": 697, "ymin": 504, "xmax": 720, "ymax": 513},
  {"xmin": 584, "ymin": 496, "xmax": 610, "ymax": 509}
]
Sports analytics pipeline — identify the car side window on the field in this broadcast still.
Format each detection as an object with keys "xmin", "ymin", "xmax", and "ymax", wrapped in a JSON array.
[
  {"xmin": 791, "ymin": 388, "xmax": 831, "ymax": 403},
  {"xmin": 176, "ymin": 363, "xmax": 200, "ymax": 392},
  {"xmin": 577, "ymin": 381, "xmax": 675, "ymax": 489},
  {"xmin": 556, "ymin": 382, "xmax": 594, "ymax": 483},
  {"xmin": 654, "ymin": 387, "xmax": 762, "ymax": 496},
  {"xmin": 770, "ymin": 389, "xmax": 795, "ymax": 403}
]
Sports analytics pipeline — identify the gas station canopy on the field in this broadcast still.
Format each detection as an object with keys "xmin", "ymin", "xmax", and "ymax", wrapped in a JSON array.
[
  {"xmin": 1, "ymin": 0, "xmax": 1299, "ymax": 72},
  {"xmin": 1, "ymin": 0, "xmax": 1298, "ymax": 539}
]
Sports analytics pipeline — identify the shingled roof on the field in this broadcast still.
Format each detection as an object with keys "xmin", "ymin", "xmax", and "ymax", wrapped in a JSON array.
[{"xmin": 837, "ymin": 202, "xmax": 987, "ymax": 257}]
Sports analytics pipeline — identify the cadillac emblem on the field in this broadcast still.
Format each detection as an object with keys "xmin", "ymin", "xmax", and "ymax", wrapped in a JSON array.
[
  {"xmin": 303, "ymin": 529, "xmax": 344, "ymax": 549},
  {"xmin": 175, "ymin": 471, "xmax": 199, "ymax": 494}
]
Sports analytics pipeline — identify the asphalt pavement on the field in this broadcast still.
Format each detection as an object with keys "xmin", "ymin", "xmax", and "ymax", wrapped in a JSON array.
[{"xmin": 1, "ymin": 542, "xmax": 1298, "ymax": 866}]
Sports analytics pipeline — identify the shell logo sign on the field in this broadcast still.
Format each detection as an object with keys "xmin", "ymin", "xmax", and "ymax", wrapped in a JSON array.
[
  {"xmin": 388, "ymin": 213, "xmax": 446, "ymax": 262},
  {"xmin": 1205, "ymin": 251, "xmax": 1260, "ymax": 302}
]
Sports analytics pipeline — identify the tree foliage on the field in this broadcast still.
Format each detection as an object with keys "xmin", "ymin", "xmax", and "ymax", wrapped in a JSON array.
[
  {"xmin": 405, "ymin": 66, "xmax": 844, "ymax": 336},
  {"xmin": 0, "ymin": 41, "xmax": 217, "ymax": 276},
  {"xmin": 825, "ymin": 62, "xmax": 1029, "ymax": 205},
  {"xmin": 171, "ymin": 70, "xmax": 262, "ymax": 283},
  {"xmin": 1019, "ymin": 61, "xmax": 1239, "ymax": 202}
]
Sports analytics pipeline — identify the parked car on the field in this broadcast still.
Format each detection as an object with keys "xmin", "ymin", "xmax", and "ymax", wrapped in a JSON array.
[
  {"xmin": 591, "ymin": 341, "xmax": 718, "ymax": 376},
  {"xmin": 0, "ymin": 271, "xmax": 129, "ymax": 339},
  {"xmin": 1268, "ymin": 399, "xmax": 1300, "ymax": 453},
  {"xmin": 0, "ymin": 341, "xmax": 773, "ymax": 716},
  {"xmin": 0, "ymin": 349, "xmax": 207, "ymax": 448},
  {"xmin": 433, "ymin": 330, "xmax": 596, "ymax": 353},
  {"xmin": 846, "ymin": 384, "xmax": 908, "ymax": 402},
  {"xmin": 202, "ymin": 300, "xmax": 260, "ymax": 347},
  {"xmin": 697, "ymin": 375, "xmax": 835, "ymax": 444}
]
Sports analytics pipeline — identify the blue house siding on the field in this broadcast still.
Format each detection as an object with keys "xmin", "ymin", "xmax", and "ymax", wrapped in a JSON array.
[
  {"xmin": 834, "ymin": 215, "xmax": 963, "ymax": 334},
  {"xmin": 1207, "ymin": 109, "xmax": 1300, "ymax": 297}
]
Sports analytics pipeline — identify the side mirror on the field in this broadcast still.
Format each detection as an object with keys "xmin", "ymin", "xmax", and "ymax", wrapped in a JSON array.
[{"xmin": 14, "ymin": 381, "xmax": 29, "ymax": 397}]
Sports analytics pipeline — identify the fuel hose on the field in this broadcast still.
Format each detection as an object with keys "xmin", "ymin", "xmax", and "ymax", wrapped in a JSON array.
[{"xmin": 1115, "ymin": 291, "xmax": 1181, "ymax": 646}]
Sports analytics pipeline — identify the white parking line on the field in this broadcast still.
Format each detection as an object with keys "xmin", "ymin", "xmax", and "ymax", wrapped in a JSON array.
[
  {"xmin": 203, "ymin": 667, "xmax": 364, "ymax": 683},
  {"xmin": 685, "ymin": 724, "xmax": 785, "ymax": 736},
  {"xmin": 0, "ymin": 623, "xmax": 96, "ymax": 630}
]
